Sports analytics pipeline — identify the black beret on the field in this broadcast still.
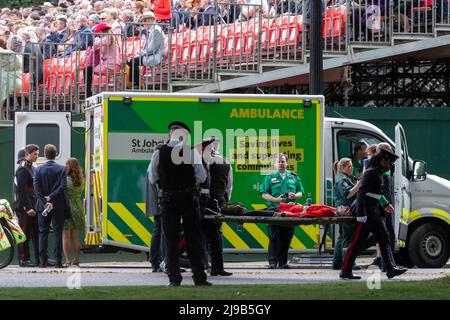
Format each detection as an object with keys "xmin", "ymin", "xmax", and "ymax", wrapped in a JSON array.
[
  {"xmin": 168, "ymin": 121, "xmax": 191, "ymax": 134},
  {"xmin": 17, "ymin": 149, "xmax": 25, "ymax": 164}
]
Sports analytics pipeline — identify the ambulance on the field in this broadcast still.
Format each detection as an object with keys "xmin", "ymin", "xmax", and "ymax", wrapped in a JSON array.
[{"xmin": 12, "ymin": 93, "xmax": 450, "ymax": 268}]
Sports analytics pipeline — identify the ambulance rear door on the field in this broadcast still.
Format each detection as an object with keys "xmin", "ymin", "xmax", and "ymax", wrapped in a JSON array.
[{"xmin": 14, "ymin": 112, "xmax": 71, "ymax": 166}]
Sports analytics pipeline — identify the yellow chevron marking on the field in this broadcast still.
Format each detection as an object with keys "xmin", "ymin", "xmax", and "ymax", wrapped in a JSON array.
[
  {"xmin": 222, "ymin": 223, "xmax": 249, "ymax": 249},
  {"xmin": 107, "ymin": 220, "xmax": 131, "ymax": 244},
  {"xmin": 108, "ymin": 203, "xmax": 151, "ymax": 245},
  {"xmin": 136, "ymin": 203, "xmax": 154, "ymax": 222},
  {"xmin": 251, "ymin": 204, "xmax": 267, "ymax": 210},
  {"xmin": 136, "ymin": 203, "xmax": 145, "ymax": 213},
  {"xmin": 243, "ymin": 224, "xmax": 269, "ymax": 248},
  {"xmin": 290, "ymin": 235, "xmax": 306, "ymax": 249},
  {"xmin": 408, "ymin": 210, "xmax": 422, "ymax": 222},
  {"xmin": 431, "ymin": 209, "xmax": 450, "ymax": 224},
  {"xmin": 301, "ymin": 225, "xmax": 319, "ymax": 244}
]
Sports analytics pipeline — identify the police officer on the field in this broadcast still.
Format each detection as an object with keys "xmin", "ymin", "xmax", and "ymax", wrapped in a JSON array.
[
  {"xmin": 13, "ymin": 145, "xmax": 40, "ymax": 267},
  {"xmin": 340, "ymin": 145, "xmax": 408, "ymax": 280},
  {"xmin": 197, "ymin": 137, "xmax": 233, "ymax": 277},
  {"xmin": 148, "ymin": 121, "xmax": 211, "ymax": 286},
  {"xmin": 260, "ymin": 153, "xmax": 304, "ymax": 269}
]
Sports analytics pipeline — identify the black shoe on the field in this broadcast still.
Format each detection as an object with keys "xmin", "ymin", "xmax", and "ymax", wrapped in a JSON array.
[
  {"xmin": 195, "ymin": 280, "xmax": 213, "ymax": 286},
  {"xmin": 278, "ymin": 264, "xmax": 291, "ymax": 269},
  {"xmin": 268, "ymin": 264, "xmax": 277, "ymax": 269},
  {"xmin": 55, "ymin": 263, "xmax": 64, "ymax": 268},
  {"xmin": 353, "ymin": 264, "xmax": 362, "ymax": 271},
  {"xmin": 19, "ymin": 260, "xmax": 37, "ymax": 267},
  {"xmin": 386, "ymin": 267, "xmax": 408, "ymax": 279},
  {"xmin": 152, "ymin": 267, "xmax": 162, "ymax": 273},
  {"xmin": 167, "ymin": 282, "xmax": 181, "ymax": 287},
  {"xmin": 210, "ymin": 270, "xmax": 233, "ymax": 276},
  {"xmin": 339, "ymin": 272, "xmax": 362, "ymax": 280},
  {"xmin": 38, "ymin": 262, "xmax": 47, "ymax": 268}
]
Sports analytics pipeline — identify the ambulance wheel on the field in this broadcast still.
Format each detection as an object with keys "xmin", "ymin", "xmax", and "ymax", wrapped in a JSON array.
[
  {"xmin": 408, "ymin": 222, "xmax": 450, "ymax": 268},
  {"xmin": 0, "ymin": 227, "xmax": 15, "ymax": 269}
]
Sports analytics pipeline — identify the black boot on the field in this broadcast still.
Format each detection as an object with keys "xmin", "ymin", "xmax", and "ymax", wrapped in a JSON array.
[
  {"xmin": 386, "ymin": 266, "xmax": 408, "ymax": 279},
  {"xmin": 339, "ymin": 272, "xmax": 362, "ymax": 280}
]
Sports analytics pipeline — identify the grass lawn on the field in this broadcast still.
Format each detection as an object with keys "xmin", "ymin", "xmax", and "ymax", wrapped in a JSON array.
[{"xmin": 1, "ymin": 276, "xmax": 449, "ymax": 300}]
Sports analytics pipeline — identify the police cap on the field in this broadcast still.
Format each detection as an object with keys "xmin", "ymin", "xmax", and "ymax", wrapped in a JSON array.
[
  {"xmin": 379, "ymin": 147, "xmax": 399, "ymax": 163},
  {"xmin": 168, "ymin": 121, "xmax": 191, "ymax": 134},
  {"xmin": 17, "ymin": 149, "xmax": 25, "ymax": 164}
]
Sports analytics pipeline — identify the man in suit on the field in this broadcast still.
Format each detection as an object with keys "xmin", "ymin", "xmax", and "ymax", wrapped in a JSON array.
[{"xmin": 34, "ymin": 144, "xmax": 70, "ymax": 268}]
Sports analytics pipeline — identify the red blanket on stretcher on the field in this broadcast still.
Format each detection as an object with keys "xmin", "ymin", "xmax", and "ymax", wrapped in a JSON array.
[{"xmin": 278, "ymin": 203, "xmax": 336, "ymax": 218}]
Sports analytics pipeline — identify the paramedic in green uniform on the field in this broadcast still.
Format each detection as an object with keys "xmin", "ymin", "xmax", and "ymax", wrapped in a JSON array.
[
  {"xmin": 260, "ymin": 153, "xmax": 304, "ymax": 269},
  {"xmin": 351, "ymin": 142, "xmax": 367, "ymax": 180},
  {"xmin": 332, "ymin": 157, "xmax": 360, "ymax": 270}
]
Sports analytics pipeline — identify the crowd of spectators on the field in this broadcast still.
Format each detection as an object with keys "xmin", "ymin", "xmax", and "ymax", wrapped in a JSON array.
[
  {"xmin": 0, "ymin": 0, "xmax": 318, "ymax": 53},
  {"xmin": 0, "ymin": 0, "xmax": 316, "ymax": 95},
  {"xmin": 1, "ymin": 0, "xmax": 440, "ymax": 102}
]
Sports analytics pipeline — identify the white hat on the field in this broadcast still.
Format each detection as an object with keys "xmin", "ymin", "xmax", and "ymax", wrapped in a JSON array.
[
  {"xmin": 43, "ymin": 2, "xmax": 52, "ymax": 6},
  {"xmin": 141, "ymin": 11, "xmax": 156, "ymax": 20}
]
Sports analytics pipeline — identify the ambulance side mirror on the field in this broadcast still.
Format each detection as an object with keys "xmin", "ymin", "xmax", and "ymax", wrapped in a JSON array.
[{"xmin": 412, "ymin": 160, "xmax": 427, "ymax": 182}]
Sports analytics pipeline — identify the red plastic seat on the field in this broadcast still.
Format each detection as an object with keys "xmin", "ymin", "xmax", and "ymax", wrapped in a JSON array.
[{"xmin": 280, "ymin": 15, "xmax": 302, "ymax": 46}]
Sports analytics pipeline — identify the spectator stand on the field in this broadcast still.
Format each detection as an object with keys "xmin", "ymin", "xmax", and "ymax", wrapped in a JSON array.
[{"xmin": 4, "ymin": 1, "xmax": 450, "ymax": 120}]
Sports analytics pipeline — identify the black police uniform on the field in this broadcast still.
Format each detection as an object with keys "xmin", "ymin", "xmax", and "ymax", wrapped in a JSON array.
[
  {"xmin": 14, "ymin": 157, "xmax": 39, "ymax": 266},
  {"xmin": 341, "ymin": 151, "xmax": 406, "ymax": 279},
  {"xmin": 201, "ymin": 153, "xmax": 231, "ymax": 275},
  {"xmin": 156, "ymin": 141, "xmax": 208, "ymax": 286}
]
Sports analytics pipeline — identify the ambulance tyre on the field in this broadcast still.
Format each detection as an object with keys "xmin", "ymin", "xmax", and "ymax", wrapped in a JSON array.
[
  {"xmin": 408, "ymin": 222, "xmax": 450, "ymax": 268},
  {"xmin": 0, "ymin": 227, "xmax": 14, "ymax": 269}
]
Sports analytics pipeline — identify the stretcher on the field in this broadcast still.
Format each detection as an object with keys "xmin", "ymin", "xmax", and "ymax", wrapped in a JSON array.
[{"xmin": 203, "ymin": 214, "xmax": 356, "ymax": 253}]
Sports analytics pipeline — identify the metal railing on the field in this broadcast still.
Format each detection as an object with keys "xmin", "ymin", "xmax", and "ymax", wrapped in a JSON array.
[{"xmin": 2, "ymin": 1, "xmax": 450, "ymax": 119}]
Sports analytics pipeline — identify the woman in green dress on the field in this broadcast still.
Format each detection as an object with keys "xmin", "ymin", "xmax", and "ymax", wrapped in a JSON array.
[{"xmin": 63, "ymin": 157, "xmax": 85, "ymax": 267}]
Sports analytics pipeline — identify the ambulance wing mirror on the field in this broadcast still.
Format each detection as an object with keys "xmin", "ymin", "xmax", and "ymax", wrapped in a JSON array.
[{"xmin": 412, "ymin": 160, "xmax": 427, "ymax": 182}]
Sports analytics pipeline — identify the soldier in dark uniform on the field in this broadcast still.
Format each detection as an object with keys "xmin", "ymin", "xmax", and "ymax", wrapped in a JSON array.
[
  {"xmin": 148, "ymin": 121, "xmax": 211, "ymax": 286},
  {"xmin": 13, "ymin": 145, "xmax": 40, "ymax": 267},
  {"xmin": 340, "ymin": 146, "xmax": 408, "ymax": 280},
  {"xmin": 196, "ymin": 138, "xmax": 232, "ymax": 277}
]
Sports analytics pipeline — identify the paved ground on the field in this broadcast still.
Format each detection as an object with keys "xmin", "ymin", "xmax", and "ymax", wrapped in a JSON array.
[{"xmin": 1, "ymin": 258, "xmax": 448, "ymax": 288}]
